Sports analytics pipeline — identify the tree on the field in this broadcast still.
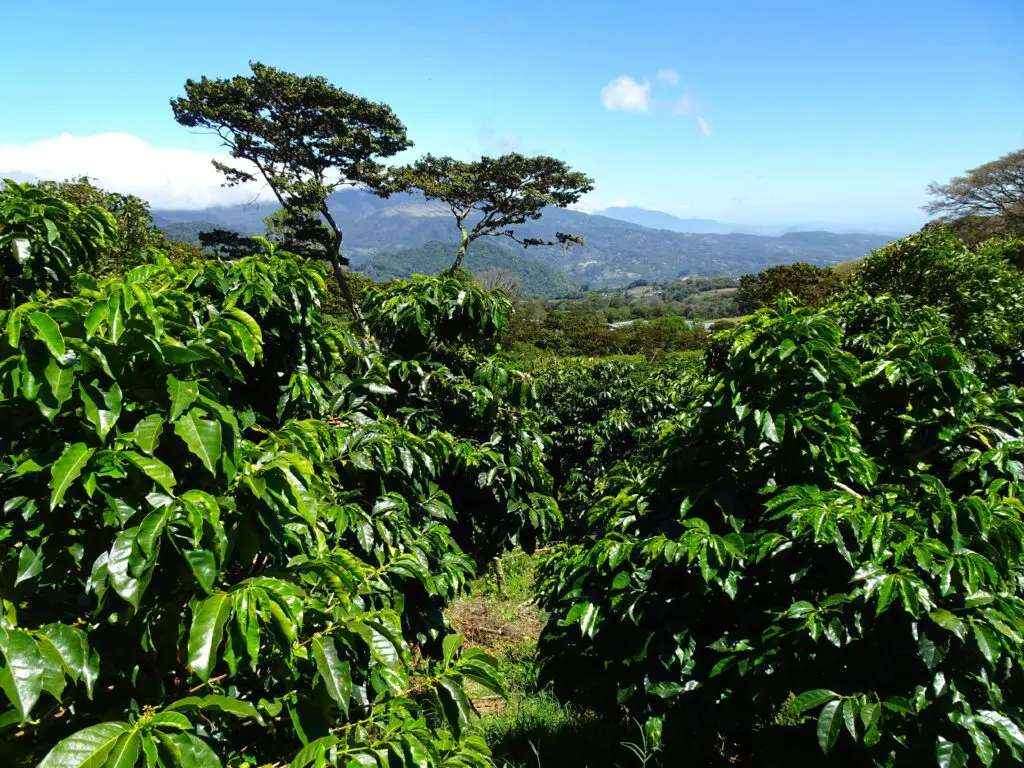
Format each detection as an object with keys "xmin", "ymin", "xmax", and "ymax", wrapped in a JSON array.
[
  {"xmin": 170, "ymin": 62, "xmax": 412, "ymax": 328},
  {"xmin": 924, "ymin": 148, "xmax": 1024, "ymax": 241},
  {"xmin": 476, "ymin": 268, "xmax": 522, "ymax": 297},
  {"xmin": 735, "ymin": 262, "xmax": 843, "ymax": 313},
  {"xmin": 393, "ymin": 153, "xmax": 594, "ymax": 272}
]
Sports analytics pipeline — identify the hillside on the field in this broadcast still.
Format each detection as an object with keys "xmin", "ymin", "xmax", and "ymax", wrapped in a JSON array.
[
  {"xmin": 358, "ymin": 240, "xmax": 578, "ymax": 297},
  {"xmin": 154, "ymin": 189, "xmax": 896, "ymax": 288}
]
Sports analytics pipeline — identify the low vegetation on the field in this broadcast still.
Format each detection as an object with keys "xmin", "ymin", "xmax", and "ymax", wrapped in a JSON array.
[{"xmin": 3, "ymin": 60, "xmax": 1024, "ymax": 768}]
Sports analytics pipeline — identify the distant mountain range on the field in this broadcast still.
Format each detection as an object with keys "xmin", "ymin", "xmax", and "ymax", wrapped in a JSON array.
[
  {"xmin": 153, "ymin": 190, "xmax": 899, "ymax": 289},
  {"xmin": 597, "ymin": 205, "xmax": 913, "ymax": 237}
]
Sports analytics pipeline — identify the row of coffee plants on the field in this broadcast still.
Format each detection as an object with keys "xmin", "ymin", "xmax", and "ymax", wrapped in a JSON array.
[
  {"xmin": 534, "ymin": 230, "xmax": 1024, "ymax": 766},
  {"xmin": 0, "ymin": 181, "xmax": 559, "ymax": 766}
]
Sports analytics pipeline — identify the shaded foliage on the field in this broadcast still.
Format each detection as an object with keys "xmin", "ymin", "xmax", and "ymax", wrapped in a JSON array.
[{"xmin": 736, "ymin": 261, "xmax": 844, "ymax": 313}]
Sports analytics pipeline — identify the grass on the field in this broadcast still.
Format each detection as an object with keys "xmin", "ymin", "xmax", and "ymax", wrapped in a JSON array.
[{"xmin": 448, "ymin": 550, "xmax": 656, "ymax": 768}]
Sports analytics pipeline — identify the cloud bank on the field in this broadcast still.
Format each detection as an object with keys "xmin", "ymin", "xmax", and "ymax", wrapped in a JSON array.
[{"xmin": 0, "ymin": 133, "xmax": 261, "ymax": 209}]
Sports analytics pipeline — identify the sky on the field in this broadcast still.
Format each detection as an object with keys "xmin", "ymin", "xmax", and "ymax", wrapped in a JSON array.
[{"xmin": 1, "ymin": 0, "xmax": 1022, "ymax": 231}]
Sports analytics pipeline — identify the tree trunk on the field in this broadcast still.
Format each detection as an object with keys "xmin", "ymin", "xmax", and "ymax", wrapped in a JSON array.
[
  {"xmin": 449, "ymin": 227, "xmax": 470, "ymax": 273},
  {"xmin": 330, "ymin": 230, "xmax": 368, "ymax": 336}
]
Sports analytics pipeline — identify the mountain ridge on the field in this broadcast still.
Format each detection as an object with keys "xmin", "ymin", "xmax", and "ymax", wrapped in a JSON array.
[{"xmin": 153, "ymin": 189, "xmax": 897, "ymax": 288}]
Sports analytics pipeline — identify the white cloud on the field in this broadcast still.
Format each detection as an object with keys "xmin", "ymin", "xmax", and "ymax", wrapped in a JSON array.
[
  {"xmin": 674, "ymin": 203, "xmax": 691, "ymax": 210},
  {"xmin": 696, "ymin": 116, "xmax": 713, "ymax": 137},
  {"xmin": 674, "ymin": 95, "xmax": 694, "ymax": 115},
  {"xmin": 0, "ymin": 132, "xmax": 262, "ymax": 209},
  {"xmin": 600, "ymin": 76, "xmax": 652, "ymax": 113},
  {"xmin": 656, "ymin": 68, "xmax": 680, "ymax": 85}
]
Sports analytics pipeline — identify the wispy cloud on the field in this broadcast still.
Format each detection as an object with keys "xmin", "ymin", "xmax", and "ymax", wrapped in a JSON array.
[
  {"xmin": 0, "ymin": 132, "xmax": 258, "ymax": 209},
  {"xmin": 603, "ymin": 70, "xmax": 713, "ymax": 137},
  {"xmin": 656, "ymin": 68, "xmax": 680, "ymax": 85},
  {"xmin": 476, "ymin": 123, "xmax": 520, "ymax": 154},
  {"xmin": 600, "ymin": 76, "xmax": 652, "ymax": 113}
]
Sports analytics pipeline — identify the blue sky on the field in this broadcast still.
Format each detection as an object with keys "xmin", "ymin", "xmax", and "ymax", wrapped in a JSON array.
[{"xmin": 1, "ymin": 0, "xmax": 1021, "ymax": 230}]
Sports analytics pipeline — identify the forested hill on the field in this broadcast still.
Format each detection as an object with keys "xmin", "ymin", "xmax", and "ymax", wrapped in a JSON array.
[
  {"xmin": 154, "ymin": 189, "xmax": 896, "ymax": 288},
  {"xmin": 357, "ymin": 240, "xmax": 578, "ymax": 296}
]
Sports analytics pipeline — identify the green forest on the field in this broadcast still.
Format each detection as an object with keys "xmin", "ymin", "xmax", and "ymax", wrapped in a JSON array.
[{"xmin": 4, "ymin": 62, "xmax": 1024, "ymax": 768}]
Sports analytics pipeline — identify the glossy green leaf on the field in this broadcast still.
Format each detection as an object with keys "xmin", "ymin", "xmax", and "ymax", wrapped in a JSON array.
[
  {"xmin": 132, "ymin": 414, "xmax": 165, "ymax": 455},
  {"xmin": 312, "ymin": 636, "xmax": 352, "ymax": 713},
  {"xmin": 48, "ymin": 443, "xmax": 95, "ymax": 510},
  {"xmin": 29, "ymin": 311, "xmax": 65, "ymax": 358},
  {"xmin": 0, "ymin": 629, "xmax": 44, "ymax": 721},
  {"xmin": 174, "ymin": 410, "xmax": 221, "ymax": 475},
  {"xmin": 37, "ymin": 722, "xmax": 131, "ymax": 768},
  {"xmin": 817, "ymin": 699, "xmax": 842, "ymax": 754},
  {"xmin": 167, "ymin": 375, "xmax": 199, "ymax": 422},
  {"xmin": 123, "ymin": 451, "xmax": 176, "ymax": 493},
  {"xmin": 188, "ymin": 593, "xmax": 233, "ymax": 681},
  {"xmin": 106, "ymin": 731, "xmax": 141, "ymax": 768},
  {"xmin": 15, "ymin": 545, "xmax": 44, "ymax": 586},
  {"xmin": 936, "ymin": 737, "xmax": 968, "ymax": 768}
]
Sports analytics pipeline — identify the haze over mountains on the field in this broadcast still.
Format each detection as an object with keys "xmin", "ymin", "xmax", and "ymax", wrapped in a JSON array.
[
  {"xmin": 154, "ymin": 189, "xmax": 898, "ymax": 290},
  {"xmin": 597, "ymin": 206, "xmax": 912, "ymax": 237}
]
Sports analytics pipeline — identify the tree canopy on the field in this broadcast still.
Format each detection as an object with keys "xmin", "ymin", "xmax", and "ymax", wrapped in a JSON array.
[
  {"xmin": 393, "ymin": 153, "xmax": 594, "ymax": 272},
  {"xmin": 735, "ymin": 261, "xmax": 843, "ymax": 313},
  {"xmin": 924, "ymin": 148, "xmax": 1024, "ymax": 242},
  {"xmin": 170, "ymin": 62, "xmax": 412, "ymax": 325}
]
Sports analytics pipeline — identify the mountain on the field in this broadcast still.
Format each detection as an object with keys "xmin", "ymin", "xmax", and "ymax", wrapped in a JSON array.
[
  {"xmin": 599, "ymin": 206, "xmax": 730, "ymax": 234},
  {"xmin": 358, "ymin": 241, "xmax": 578, "ymax": 297},
  {"xmin": 154, "ymin": 189, "xmax": 898, "ymax": 288}
]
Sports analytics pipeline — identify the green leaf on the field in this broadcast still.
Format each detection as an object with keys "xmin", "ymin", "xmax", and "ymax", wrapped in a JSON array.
[
  {"xmin": 185, "ymin": 550, "xmax": 218, "ymax": 594},
  {"xmin": 443, "ymin": 633, "xmax": 463, "ymax": 665},
  {"xmin": 132, "ymin": 414, "xmax": 165, "ymax": 455},
  {"xmin": 106, "ymin": 731, "xmax": 141, "ymax": 768},
  {"xmin": 29, "ymin": 312, "xmax": 65, "ymax": 358},
  {"xmin": 15, "ymin": 545, "xmax": 44, "ymax": 586},
  {"xmin": 841, "ymin": 699, "xmax": 858, "ymax": 741},
  {"xmin": 164, "ymin": 694, "xmax": 261, "ymax": 722},
  {"xmin": 936, "ymin": 737, "xmax": 968, "ymax": 768},
  {"xmin": 160, "ymin": 732, "xmax": 221, "ymax": 768},
  {"xmin": 975, "ymin": 710, "xmax": 1024, "ymax": 750},
  {"xmin": 79, "ymin": 382, "xmax": 122, "ymax": 441},
  {"xmin": 973, "ymin": 623, "xmax": 1001, "ymax": 667},
  {"xmin": 174, "ymin": 411, "xmax": 222, "ymax": 475},
  {"xmin": 188, "ymin": 593, "xmax": 233, "ymax": 681},
  {"xmin": 436, "ymin": 676, "xmax": 472, "ymax": 733},
  {"xmin": 312, "ymin": 636, "xmax": 352, "ymax": 714},
  {"xmin": 817, "ymin": 699, "xmax": 842, "ymax": 754},
  {"xmin": 0, "ymin": 629, "xmax": 44, "ymax": 721},
  {"xmin": 37, "ymin": 624, "xmax": 87, "ymax": 683},
  {"xmin": 123, "ymin": 451, "xmax": 176, "ymax": 493},
  {"xmin": 84, "ymin": 300, "xmax": 108, "ymax": 338},
  {"xmin": 167, "ymin": 375, "xmax": 199, "ymax": 422},
  {"xmin": 37, "ymin": 722, "xmax": 131, "ymax": 768},
  {"xmin": 148, "ymin": 712, "xmax": 192, "ymax": 731},
  {"xmin": 788, "ymin": 689, "xmax": 838, "ymax": 714},
  {"xmin": 107, "ymin": 529, "xmax": 150, "ymax": 610},
  {"xmin": 930, "ymin": 609, "xmax": 967, "ymax": 640},
  {"xmin": 42, "ymin": 358, "xmax": 75, "ymax": 416},
  {"xmin": 49, "ymin": 443, "xmax": 95, "ymax": 510}
]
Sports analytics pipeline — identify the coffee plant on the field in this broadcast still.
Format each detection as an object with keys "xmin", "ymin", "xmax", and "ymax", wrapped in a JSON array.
[
  {"xmin": 0, "ymin": 183, "xmax": 561, "ymax": 766},
  {"xmin": 536, "ymin": 233, "xmax": 1024, "ymax": 767}
]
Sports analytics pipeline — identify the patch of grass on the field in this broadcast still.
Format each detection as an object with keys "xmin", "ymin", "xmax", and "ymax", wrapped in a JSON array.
[{"xmin": 449, "ymin": 550, "xmax": 652, "ymax": 767}]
